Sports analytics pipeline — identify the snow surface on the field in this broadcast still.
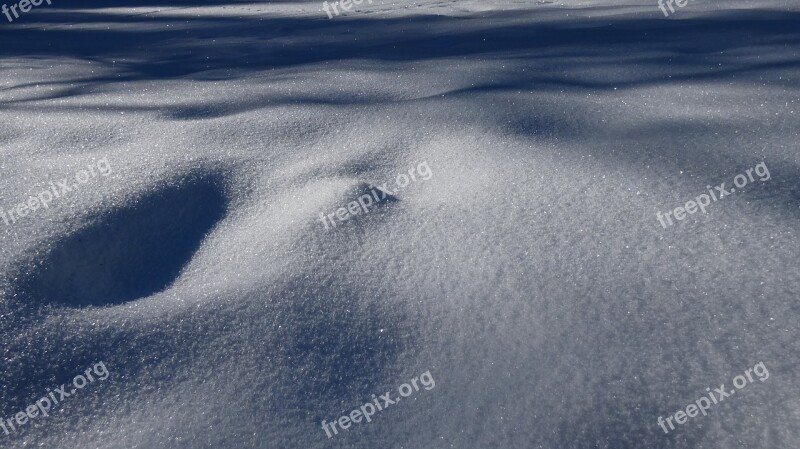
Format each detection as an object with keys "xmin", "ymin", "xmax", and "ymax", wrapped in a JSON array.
[{"xmin": 0, "ymin": 0, "xmax": 799, "ymax": 448}]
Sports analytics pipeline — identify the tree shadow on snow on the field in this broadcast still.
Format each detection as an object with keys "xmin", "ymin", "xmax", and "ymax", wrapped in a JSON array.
[{"xmin": 0, "ymin": 6, "xmax": 797, "ymax": 89}]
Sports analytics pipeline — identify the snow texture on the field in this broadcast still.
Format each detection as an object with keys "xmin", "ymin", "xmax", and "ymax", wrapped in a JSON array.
[{"xmin": 0, "ymin": 0, "xmax": 799, "ymax": 448}]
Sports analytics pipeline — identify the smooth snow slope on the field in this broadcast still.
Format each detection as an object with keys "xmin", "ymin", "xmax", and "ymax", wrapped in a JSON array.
[{"xmin": 0, "ymin": 1, "xmax": 799, "ymax": 448}]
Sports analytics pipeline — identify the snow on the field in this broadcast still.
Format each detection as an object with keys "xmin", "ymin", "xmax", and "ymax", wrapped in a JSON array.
[{"xmin": 0, "ymin": 0, "xmax": 799, "ymax": 448}]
